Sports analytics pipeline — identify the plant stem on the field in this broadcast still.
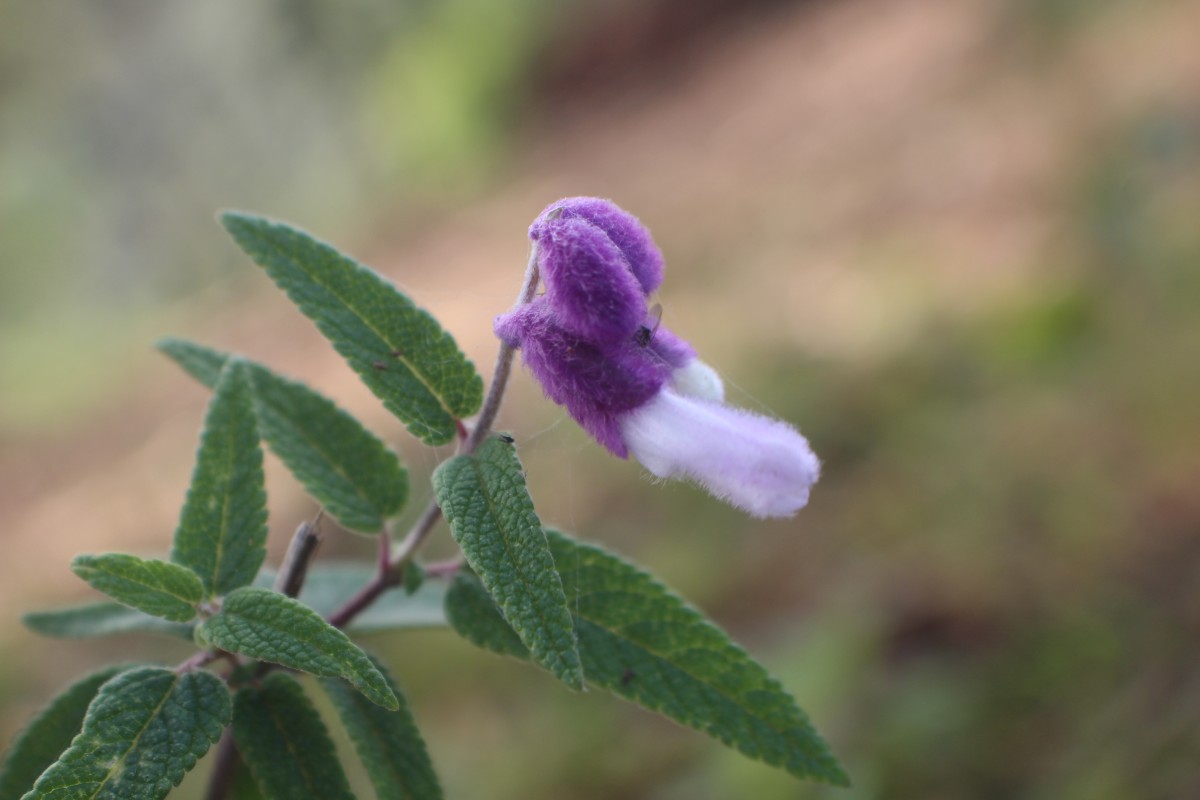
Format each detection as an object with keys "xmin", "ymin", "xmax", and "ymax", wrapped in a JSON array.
[
  {"xmin": 462, "ymin": 244, "xmax": 540, "ymax": 454},
  {"xmin": 423, "ymin": 556, "xmax": 465, "ymax": 578},
  {"xmin": 274, "ymin": 517, "xmax": 323, "ymax": 598},
  {"xmin": 325, "ymin": 243, "xmax": 539, "ymax": 629},
  {"xmin": 204, "ymin": 733, "xmax": 241, "ymax": 800}
]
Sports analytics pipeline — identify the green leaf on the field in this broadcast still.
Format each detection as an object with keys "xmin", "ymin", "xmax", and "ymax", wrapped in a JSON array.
[
  {"xmin": 321, "ymin": 657, "xmax": 442, "ymax": 800},
  {"xmin": 157, "ymin": 338, "xmax": 409, "ymax": 533},
  {"xmin": 171, "ymin": 360, "xmax": 268, "ymax": 597},
  {"xmin": 446, "ymin": 531, "xmax": 849, "ymax": 786},
  {"xmin": 21, "ymin": 667, "xmax": 230, "ymax": 800},
  {"xmin": 227, "ymin": 753, "xmax": 267, "ymax": 800},
  {"xmin": 401, "ymin": 560, "xmax": 426, "ymax": 597},
  {"xmin": 0, "ymin": 666, "xmax": 125, "ymax": 799},
  {"xmin": 197, "ymin": 587, "xmax": 398, "ymax": 710},
  {"xmin": 225, "ymin": 752, "xmax": 267, "ymax": 800},
  {"xmin": 70, "ymin": 555, "xmax": 204, "ymax": 623},
  {"xmin": 291, "ymin": 563, "xmax": 447, "ymax": 633},
  {"xmin": 23, "ymin": 604, "xmax": 194, "ymax": 640},
  {"xmin": 232, "ymin": 673, "xmax": 353, "ymax": 800},
  {"xmin": 443, "ymin": 572, "xmax": 528, "ymax": 660},
  {"xmin": 432, "ymin": 437, "xmax": 582, "ymax": 690},
  {"xmin": 220, "ymin": 213, "xmax": 483, "ymax": 445},
  {"xmin": 154, "ymin": 337, "xmax": 226, "ymax": 388}
]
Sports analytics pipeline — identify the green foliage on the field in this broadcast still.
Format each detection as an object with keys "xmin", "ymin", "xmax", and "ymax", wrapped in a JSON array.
[
  {"xmin": 170, "ymin": 360, "xmax": 268, "ymax": 598},
  {"xmin": 321, "ymin": 657, "xmax": 443, "ymax": 800},
  {"xmin": 226, "ymin": 755, "xmax": 266, "ymax": 800},
  {"xmin": 23, "ymin": 604, "xmax": 194, "ymax": 640},
  {"xmin": 445, "ymin": 530, "xmax": 849, "ymax": 786},
  {"xmin": 0, "ymin": 666, "xmax": 125, "ymax": 799},
  {"xmin": 432, "ymin": 436, "xmax": 583, "ymax": 690},
  {"xmin": 155, "ymin": 337, "xmax": 226, "ymax": 387},
  {"xmin": 157, "ymin": 338, "xmax": 409, "ymax": 533},
  {"xmin": 21, "ymin": 667, "xmax": 229, "ymax": 800},
  {"xmin": 70, "ymin": 555, "xmax": 204, "ymax": 623},
  {"xmin": 401, "ymin": 560, "xmax": 426, "ymax": 597},
  {"xmin": 197, "ymin": 587, "xmax": 398, "ymax": 710},
  {"xmin": 220, "ymin": 213, "xmax": 483, "ymax": 445},
  {"xmin": 10, "ymin": 211, "xmax": 849, "ymax": 797},
  {"xmin": 443, "ymin": 571, "xmax": 528, "ymax": 659},
  {"xmin": 232, "ymin": 673, "xmax": 354, "ymax": 800}
]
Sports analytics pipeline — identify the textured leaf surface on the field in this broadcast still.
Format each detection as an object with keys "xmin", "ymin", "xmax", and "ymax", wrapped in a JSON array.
[
  {"xmin": 232, "ymin": 673, "xmax": 353, "ymax": 800},
  {"xmin": 321, "ymin": 657, "xmax": 442, "ymax": 800},
  {"xmin": 197, "ymin": 587, "xmax": 397, "ymax": 710},
  {"xmin": 294, "ymin": 563, "xmax": 447, "ymax": 632},
  {"xmin": 21, "ymin": 667, "xmax": 230, "ymax": 800},
  {"xmin": 0, "ymin": 666, "xmax": 124, "ymax": 799},
  {"xmin": 157, "ymin": 338, "xmax": 408, "ymax": 532},
  {"xmin": 432, "ymin": 437, "xmax": 582, "ymax": 690},
  {"xmin": 23, "ymin": 604, "xmax": 194, "ymax": 640},
  {"xmin": 220, "ymin": 213, "xmax": 483, "ymax": 445},
  {"xmin": 446, "ymin": 531, "xmax": 849, "ymax": 786},
  {"xmin": 71, "ymin": 555, "xmax": 203, "ymax": 623},
  {"xmin": 171, "ymin": 360, "xmax": 267, "ymax": 597},
  {"xmin": 443, "ymin": 572, "xmax": 527, "ymax": 659}
]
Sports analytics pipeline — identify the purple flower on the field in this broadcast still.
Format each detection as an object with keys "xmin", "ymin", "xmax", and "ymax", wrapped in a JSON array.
[{"xmin": 495, "ymin": 197, "xmax": 819, "ymax": 518}]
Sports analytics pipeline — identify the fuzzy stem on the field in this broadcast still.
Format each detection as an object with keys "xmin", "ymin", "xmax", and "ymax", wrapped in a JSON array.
[{"xmin": 463, "ymin": 244, "xmax": 540, "ymax": 454}]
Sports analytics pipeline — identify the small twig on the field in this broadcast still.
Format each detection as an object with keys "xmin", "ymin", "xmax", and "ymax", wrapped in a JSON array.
[
  {"xmin": 462, "ymin": 244, "xmax": 540, "ymax": 455},
  {"xmin": 325, "ymin": 503, "xmax": 435, "ymax": 629},
  {"xmin": 390, "ymin": 500, "xmax": 446, "ymax": 571},
  {"xmin": 204, "ymin": 733, "xmax": 240, "ymax": 800},
  {"xmin": 274, "ymin": 517, "xmax": 324, "ymax": 599},
  {"xmin": 376, "ymin": 524, "xmax": 392, "ymax": 575},
  {"xmin": 423, "ymin": 556, "xmax": 465, "ymax": 579},
  {"xmin": 175, "ymin": 649, "xmax": 230, "ymax": 674}
]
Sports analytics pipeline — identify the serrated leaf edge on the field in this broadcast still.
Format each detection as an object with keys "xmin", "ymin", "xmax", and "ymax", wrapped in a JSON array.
[
  {"xmin": 434, "ymin": 447, "xmax": 583, "ymax": 691},
  {"xmin": 202, "ymin": 588, "xmax": 398, "ymax": 710},
  {"xmin": 220, "ymin": 212, "xmax": 481, "ymax": 442},
  {"xmin": 71, "ymin": 555, "xmax": 203, "ymax": 623}
]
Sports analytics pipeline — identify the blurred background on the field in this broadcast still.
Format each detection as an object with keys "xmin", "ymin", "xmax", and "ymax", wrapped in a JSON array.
[{"xmin": 2, "ymin": 0, "xmax": 1199, "ymax": 797}]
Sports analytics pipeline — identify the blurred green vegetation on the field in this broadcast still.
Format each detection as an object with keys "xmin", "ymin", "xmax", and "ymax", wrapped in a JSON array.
[
  {"xmin": 4, "ymin": 0, "xmax": 1200, "ymax": 798},
  {"xmin": 0, "ymin": 0, "xmax": 555, "ymax": 433}
]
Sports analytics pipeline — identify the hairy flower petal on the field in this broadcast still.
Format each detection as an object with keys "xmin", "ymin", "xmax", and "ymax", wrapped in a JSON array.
[
  {"xmin": 536, "ymin": 216, "xmax": 647, "ymax": 343},
  {"xmin": 669, "ymin": 359, "xmax": 724, "ymax": 402},
  {"xmin": 495, "ymin": 298, "xmax": 670, "ymax": 456},
  {"xmin": 620, "ymin": 390, "xmax": 820, "ymax": 518},
  {"xmin": 531, "ymin": 197, "xmax": 665, "ymax": 294}
]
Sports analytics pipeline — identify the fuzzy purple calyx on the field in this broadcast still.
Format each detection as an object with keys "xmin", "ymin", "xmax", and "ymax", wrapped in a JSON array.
[
  {"xmin": 495, "ymin": 297, "xmax": 684, "ymax": 456},
  {"xmin": 530, "ymin": 197, "xmax": 665, "ymax": 295}
]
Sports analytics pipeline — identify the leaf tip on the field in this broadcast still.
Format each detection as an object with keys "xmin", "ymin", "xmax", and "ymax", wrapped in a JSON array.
[
  {"xmin": 216, "ymin": 208, "xmax": 255, "ymax": 231},
  {"xmin": 813, "ymin": 760, "xmax": 851, "ymax": 788},
  {"xmin": 153, "ymin": 335, "xmax": 181, "ymax": 355},
  {"xmin": 365, "ymin": 682, "xmax": 400, "ymax": 711}
]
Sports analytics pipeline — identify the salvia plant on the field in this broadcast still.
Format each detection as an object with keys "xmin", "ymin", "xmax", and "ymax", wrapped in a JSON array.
[{"xmin": 0, "ymin": 198, "xmax": 847, "ymax": 799}]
